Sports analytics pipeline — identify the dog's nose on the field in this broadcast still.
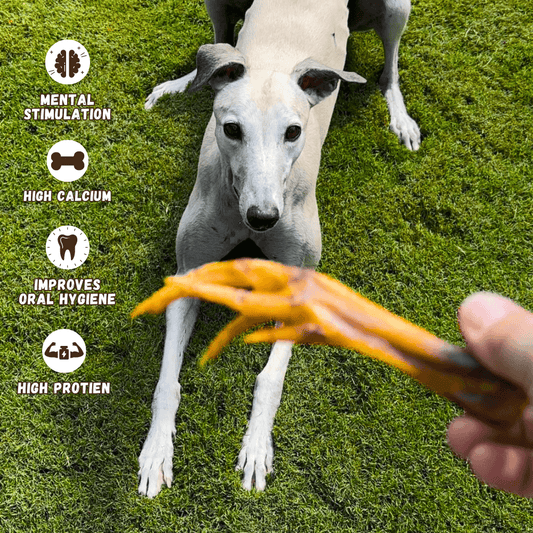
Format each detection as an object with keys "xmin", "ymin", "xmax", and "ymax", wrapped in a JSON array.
[{"xmin": 246, "ymin": 206, "xmax": 280, "ymax": 231}]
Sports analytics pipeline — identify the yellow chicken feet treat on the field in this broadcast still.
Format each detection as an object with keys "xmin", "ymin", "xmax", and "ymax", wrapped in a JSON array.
[{"xmin": 131, "ymin": 259, "xmax": 528, "ymax": 429}]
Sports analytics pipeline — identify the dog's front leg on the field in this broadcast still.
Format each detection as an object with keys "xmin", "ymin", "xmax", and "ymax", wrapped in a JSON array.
[
  {"xmin": 237, "ymin": 340, "xmax": 293, "ymax": 491},
  {"xmin": 376, "ymin": 0, "xmax": 421, "ymax": 150},
  {"xmin": 138, "ymin": 296, "xmax": 200, "ymax": 498}
]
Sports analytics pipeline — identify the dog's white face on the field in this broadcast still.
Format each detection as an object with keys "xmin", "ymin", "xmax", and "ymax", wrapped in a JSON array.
[
  {"xmin": 213, "ymin": 71, "xmax": 310, "ymax": 232},
  {"xmin": 189, "ymin": 45, "xmax": 365, "ymax": 232}
]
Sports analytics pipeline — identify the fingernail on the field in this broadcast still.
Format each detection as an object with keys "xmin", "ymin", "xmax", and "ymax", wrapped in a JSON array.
[{"xmin": 459, "ymin": 292, "xmax": 511, "ymax": 336}]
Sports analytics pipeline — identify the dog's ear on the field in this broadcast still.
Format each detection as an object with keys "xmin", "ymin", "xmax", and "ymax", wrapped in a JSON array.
[
  {"xmin": 189, "ymin": 44, "xmax": 247, "ymax": 93},
  {"xmin": 291, "ymin": 58, "xmax": 366, "ymax": 107}
]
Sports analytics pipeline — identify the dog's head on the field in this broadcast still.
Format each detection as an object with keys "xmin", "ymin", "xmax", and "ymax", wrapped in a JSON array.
[{"xmin": 190, "ymin": 44, "xmax": 365, "ymax": 233}]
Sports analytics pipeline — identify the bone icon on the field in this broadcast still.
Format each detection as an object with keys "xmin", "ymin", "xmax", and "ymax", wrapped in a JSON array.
[
  {"xmin": 58, "ymin": 234, "xmax": 77, "ymax": 260},
  {"xmin": 51, "ymin": 151, "xmax": 85, "ymax": 171}
]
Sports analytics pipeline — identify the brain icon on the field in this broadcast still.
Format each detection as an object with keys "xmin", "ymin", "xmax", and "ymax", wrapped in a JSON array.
[
  {"xmin": 55, "ymin": 49, "xmax": 67, "ymax": 78},
  {"xmin": 69, "ymin": 50, "xmax": 81, "ymax": 77}
]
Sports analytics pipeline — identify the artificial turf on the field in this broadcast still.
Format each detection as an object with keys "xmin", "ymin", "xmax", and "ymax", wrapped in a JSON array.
[{"xmin": 1, "ymin": 0, "xmax": 533, "ymax": 531}]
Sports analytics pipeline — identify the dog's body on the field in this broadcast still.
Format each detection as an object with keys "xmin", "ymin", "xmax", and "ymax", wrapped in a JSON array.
[
  {"xmin": 139, "ymin": 0, "xmax": 416, "ymax": 498},
  {"xmin": 145, "ymin": 0, "xmax": 420, "ymax": 151}
]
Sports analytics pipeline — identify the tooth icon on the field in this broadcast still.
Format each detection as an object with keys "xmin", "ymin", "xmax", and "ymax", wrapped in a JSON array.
[
  {"xmin": 58, "ymin": 234, "xmax": 78, "ymax": 260},
  {"xmin": 47, "ymin": 226, "xmax": 89, "ymax": 270}
]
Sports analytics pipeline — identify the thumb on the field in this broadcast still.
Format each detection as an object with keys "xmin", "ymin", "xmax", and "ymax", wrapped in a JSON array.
[{"xmin": 458, "ymin": 291, "xmax": 533, "ymax": 400}]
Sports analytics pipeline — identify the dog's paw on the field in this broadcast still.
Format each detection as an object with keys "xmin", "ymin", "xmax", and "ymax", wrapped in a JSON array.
[
  {"xmin": 137, "ymin": 427, "xmax": 175, "ymax": 498},
  {"xmin": 144, "ymin": 70, "xmax": 197, "ymax": 110},
  {"xmin": 236, "ymin": 425, "xmax": 274, "ymax": 491},
  {"xmin": 390, "ymin": 112, "xmax": 421, "ymax": 151}
]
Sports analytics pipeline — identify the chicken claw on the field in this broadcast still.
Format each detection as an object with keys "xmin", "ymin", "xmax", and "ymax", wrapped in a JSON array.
[{"xmin": 132, "ymin": 259, "xmax": 528, "ymax": 428}]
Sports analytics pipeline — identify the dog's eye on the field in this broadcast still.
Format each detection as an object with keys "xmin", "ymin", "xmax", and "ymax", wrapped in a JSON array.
[
  {"xmin": 224, "ymin": 123, "xmax": 242, "ymax": 140},
  {"xmin": 285, "ymin": 125, "xmax": 301, "ymax": 142}
]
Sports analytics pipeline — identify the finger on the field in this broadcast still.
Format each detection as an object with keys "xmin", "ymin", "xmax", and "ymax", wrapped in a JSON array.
[
  {"xmin": 468, "ymin": 443, "xmax": 533, "ymax": 498},
  {"xmin": 449, "ymin": 401, "xmax": 533, "ymax": 453},
  {"xmin": 447, "ymin": 415, "xmax": 497, "ymax": 460},
  {"xmin": 458, "ymin": 292, "xmax": 533, "ymax": 395}
]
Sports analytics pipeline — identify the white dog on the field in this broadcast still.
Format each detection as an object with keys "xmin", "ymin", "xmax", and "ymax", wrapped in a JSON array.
[{"xmin": 139, "ymin": 0, "xmax": 417, "ymax": 498}]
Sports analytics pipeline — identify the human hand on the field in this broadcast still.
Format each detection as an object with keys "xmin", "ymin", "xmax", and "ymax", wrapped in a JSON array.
[{"xmin": 447, "ymin": 292, "xmax": 533, "ymax": 497}]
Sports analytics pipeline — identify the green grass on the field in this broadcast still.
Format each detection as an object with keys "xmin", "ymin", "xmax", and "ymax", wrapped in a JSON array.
[{"xmin": 1, "ymin": 0, "xmax": 533, "ymax": 531}]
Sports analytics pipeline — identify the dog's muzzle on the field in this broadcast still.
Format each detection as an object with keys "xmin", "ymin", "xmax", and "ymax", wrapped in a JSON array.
[{"xmin": 246, "ymin": 206, "xmax": 280, "ymax": 232}]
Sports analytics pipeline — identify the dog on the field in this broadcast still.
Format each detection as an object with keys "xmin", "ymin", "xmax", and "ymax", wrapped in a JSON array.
[
  {"xmin": 145, "ymin": 0, "xmax": 421, "ymax": 151},
  {"xmin": 138, "ymin": 0, "xmax": 414, "ymax": 499}
]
